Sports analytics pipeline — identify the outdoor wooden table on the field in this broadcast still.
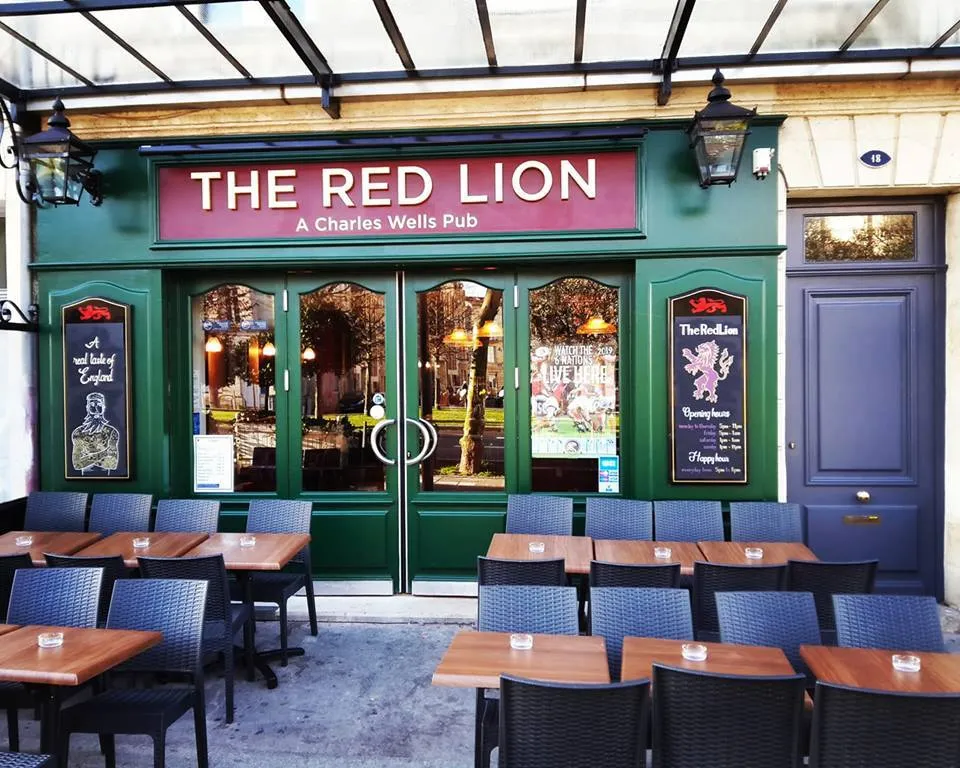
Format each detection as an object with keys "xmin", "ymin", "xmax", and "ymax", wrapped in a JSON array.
[
  {"xmin": 0, "ymin": 624, "xmax": 18, "ymax": 637},
  {"xmin": 185, "ymin": 532, "xmax": 311, "ymax": 689},
  {"xmin": 74, "ymin": 531, "xmax": 209, "ymax": 568},
  {"xmin": 433, "ymin": 628, "xmax": 610, "ymax": 768},
  {"xmin": 485, "ymin": 533, "xmax": 594, "ymax": 575},
  {"xmin": 0, "ymin": 624, "xmax": 161, "ymax": 753},
  {"xmin": 697, "ymin": 541, "xmax": 818, "ymax": 566},
  {"xmin": 800, "ymin": 645, "xmax": 960, "ymax": 693},
  {"xmin": 594, "ymin": 540, "xmax": 704, "ymax": 577},
  {"xmin": 0, "ymin": 531, "xmax": 102, "ymax": 566},
  {"xmin": 620, "ymin": 636, "xmax": 796, "ymax": 681}
]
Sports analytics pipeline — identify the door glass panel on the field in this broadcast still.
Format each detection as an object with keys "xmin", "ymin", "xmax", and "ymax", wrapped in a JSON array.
[
  {"xmin": 529, "ymin": 278, "xmax": 620, "ymax": 492},
  {"xmin": 299, "ymin": 283, "xmax": 386, "ymax": 492},
  {"xmin": 804, "ymin": 214, "xmax": 915, "ymax": 262},
  {"xmin": 192, "ymin": 284, "xmax": 276, "ymax": 492},
  {"xmin": 417, "ymin": 281, "xmax": 505, "ymax": 492}
]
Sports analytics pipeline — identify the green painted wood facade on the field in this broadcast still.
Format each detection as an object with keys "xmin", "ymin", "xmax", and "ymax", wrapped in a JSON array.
[{"xmin": 33, "ymin": 121, "xmax": 783, "ymax": 590}]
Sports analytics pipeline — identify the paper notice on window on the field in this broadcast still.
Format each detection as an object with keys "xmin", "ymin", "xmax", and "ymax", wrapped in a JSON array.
[{"xmin": 193, "ymin": 435, "xmax": 234, "ymax": 493}]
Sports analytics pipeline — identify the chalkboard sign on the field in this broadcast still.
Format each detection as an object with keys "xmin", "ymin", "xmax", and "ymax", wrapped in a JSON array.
[
  {"xmin": 669, "ymin": 289, "xmax": 747, "ymax": 484},
  {"xmin": 62, "ymin": 298, "xmax": 131, "ymax": 479}
]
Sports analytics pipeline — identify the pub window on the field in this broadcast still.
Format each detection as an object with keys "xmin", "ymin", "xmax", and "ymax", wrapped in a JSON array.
[{"xmin": 803, "ymin": 213, "xmax": 915, "ymax": 262}]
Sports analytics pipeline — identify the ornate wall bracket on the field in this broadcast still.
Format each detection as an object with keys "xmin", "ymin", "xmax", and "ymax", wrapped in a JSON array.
[{"xmin": 0, "ymin": 300, "xmax": 39, "ymax": 333}]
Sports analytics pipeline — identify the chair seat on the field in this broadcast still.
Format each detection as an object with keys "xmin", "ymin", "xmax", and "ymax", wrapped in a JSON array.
[
  {"xmin": 0, "ymin": 753, "xmax": 55, "ymax": 768},
  {"xmin": 230, "ymin": 572, "xmax": 305, "ymax": 603},
  {"xmin": 61, "ymin": 688, "xmax": 194, "ymax": 734}
]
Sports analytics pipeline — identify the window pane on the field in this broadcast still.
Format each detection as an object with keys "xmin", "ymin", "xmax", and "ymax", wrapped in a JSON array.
[
  {"xmin": 680, "ymin": 0, "xmax": 785, "ymax": 57},
  {"xmin": 760, "ymin": 0, "xmax": 877, "ymax": 53},
  {"xmin": 300, "ymin": 284, "xmax": 386, "ymax": 492},
  {"xmin": 583, "ymin": 0, "xmax": 676, "ymax": 63},
  {"xmin": 850, "ymin": 0, "xmax": 960, "ymax": 49},
  {"xmin": 486, "ymin": 0, "xmax": 577, "ymax": 66},
  {"xmin": 418, "ymin": 282, "xmax": 505, "ymax": 492},
  {"xmin": 530, "ymin": 278, "xmax": 620, "ymax": 493},
  {"xmin": 193, "ymin": 285, "xmax": 276, "ymax": 492},
  {"xmin": 804, "ymin": 214, "xmax": 915, "ymax": 262}
]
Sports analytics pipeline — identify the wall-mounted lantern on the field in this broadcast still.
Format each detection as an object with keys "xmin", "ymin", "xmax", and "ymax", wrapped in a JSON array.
[{"xmin": 688, "ymin": 70, "xmax": 756, "ymax": 188}]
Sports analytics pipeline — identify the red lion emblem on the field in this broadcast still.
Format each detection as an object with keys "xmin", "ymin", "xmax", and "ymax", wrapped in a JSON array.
[
  {"xmin": 689, "ymin": 297, "xmax": 727, "ymax": 314},
  {"xmin": 77, "ymin": 304, "xmax": 111, "ymax": 321}
]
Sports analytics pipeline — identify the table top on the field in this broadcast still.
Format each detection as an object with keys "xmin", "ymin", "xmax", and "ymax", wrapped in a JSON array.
[
  {"xmin": 184, "ymin": 532, "xmax": 311, "ymax": 571},
  {"xmin": 0, "ymin": 625, "xmax": 19, "ymax": 637},
  {"xmin": 621, "ymin": 637, "xmax": 797, "ymax": 681},
  {"xmin": 0, "ymin": 531, "xmax": 103, "ymax": 566},
  {"xmin": 0, "ymin": 625, "xmax": 162, "ymax": 686},
  {"xmin": 696, "ymin": 541, "xmax": 818, "ymax": 567},
  {"xmin": 594, "ymin": 540, "xmax": 704, "ymax": 577},
  {"xmin": 486, "ymin": 533, "xmax": 594, "ymax": 575},
  {"xmin": 800, "ymin": 645, "xmax": 960, "ymax": 694},
  {"xmin": 433, "ymin": 629, "xmax": 610, "ymax": 689},
  {"xmin": 74, "ymin": 531, "xmax": 209, "ymax": 568}
]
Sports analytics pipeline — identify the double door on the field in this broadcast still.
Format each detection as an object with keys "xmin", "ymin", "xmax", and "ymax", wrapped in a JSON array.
[{"xmin": 189, "ymin": 270, "xmax": 625, "ymax": 591}]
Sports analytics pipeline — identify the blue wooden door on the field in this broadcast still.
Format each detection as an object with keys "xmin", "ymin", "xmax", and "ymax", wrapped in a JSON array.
[{"xmin": 786, "ymin": 202, "xmax": 944, "ymax": 597}]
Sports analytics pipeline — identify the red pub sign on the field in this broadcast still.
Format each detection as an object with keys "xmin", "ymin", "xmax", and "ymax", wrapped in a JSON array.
[{"xmin": 156, "ymin": 151, "xmax": 638, "ymax": 241}]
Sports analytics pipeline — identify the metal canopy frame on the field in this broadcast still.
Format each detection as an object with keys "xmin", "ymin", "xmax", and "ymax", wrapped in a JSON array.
[{"xmin": 0, "ymin": 0, "xmax": 957, "ymax": 113}]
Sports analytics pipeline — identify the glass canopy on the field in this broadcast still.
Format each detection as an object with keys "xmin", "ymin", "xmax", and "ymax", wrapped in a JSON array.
[{"xmin": 0, "ymin": 0, "xmax": 957, "ymax": 101}]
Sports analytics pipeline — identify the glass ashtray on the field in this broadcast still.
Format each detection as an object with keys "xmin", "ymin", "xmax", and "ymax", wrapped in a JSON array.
[
  {"xmin": 681, "ymin": 643, "xmax": 709, "ymax": 662},
  {"xmin": 14, "ymin": 536, "xmax": 33, "ymax": 547},
  {"xmin": 653, "ymin": 546, "xmax": 672, "ymax": 560},
  {"xmin": 510, "ymin": 633, "xmax": 534, "ymax": 651},
  {"xmin": 37, "ymin": 632, "xmax": 64, "ymax": 649},
  {"xmin": 527, "ymin": 541, "xmax": 545, "ymax": 554},
  {"xmin": 131, "ymin": 537, "xmax": 150, "ymax": 549},
  {"xmin": 239, "ymin": 535, "xmax": 257, "ymax": 548},
  {"xmin": 744, "ymin": 547, "xmax": 764, "ymax": 560},
  {"xmin": 892, "ymin": 654, "xmax": 921, "ymax": 672}
]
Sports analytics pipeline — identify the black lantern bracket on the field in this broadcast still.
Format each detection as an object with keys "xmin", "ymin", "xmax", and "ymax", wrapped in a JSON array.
[
  {"xmin": 0, "ymin": 97, "xmax": 103, "ymax": 207},
  {"xmin": 0, "ymin": 300, "xmax": 39, "ymax": 333}
]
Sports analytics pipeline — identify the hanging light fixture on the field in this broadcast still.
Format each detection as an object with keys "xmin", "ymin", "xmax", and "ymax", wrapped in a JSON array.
[
  {"xmin": 576, "ymin": 316, "xmax": 617, "ymax": 335},
  {"xmin": 0, "ymin": 97, "xmax": 103, "ymax": 206},
  {"xmin": 204, "ymin": 337, "xmax": 223, "ymax": 353},
  {"xmin": 261, "ymin": 341, "xmax": 277, "ymax": 357},
  {"xmin": 687, "ymin": 69, "xmax": 756, "ymax": 188},
  {"xmin": 302, "ymin": 347, "xmax": 316, "ymax": 361},
  {"xmin": 442, "ymin": 328, "xmax": 473, "ymax": 347},
  {"xmin": 476, "ymin": 320, "xmax": 503, "ymax": 339}
]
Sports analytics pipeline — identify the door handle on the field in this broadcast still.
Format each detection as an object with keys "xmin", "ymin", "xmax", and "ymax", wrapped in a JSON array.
[
  {"xmin": 419, "ymin": 418, "xmax": 439, "ymax": 460},
  {"xmin": 404, "ymin": 417, "xmax": 432, "ymax": 466},
  {"xmin": 369, "ymin": 419, "xmax": 396, "ymax": 466},
  {"xmin": 855, "ymin": 490, "xmax": 871, "ymax": 503}
]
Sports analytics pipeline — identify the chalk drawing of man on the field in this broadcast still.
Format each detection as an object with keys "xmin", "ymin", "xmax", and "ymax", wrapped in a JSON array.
[{"xmin": 71, "ymin": 392, "xmax": 120, "ymax": 473}]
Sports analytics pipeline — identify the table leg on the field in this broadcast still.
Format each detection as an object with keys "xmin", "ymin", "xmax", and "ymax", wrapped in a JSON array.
[
  {"xmin": 474, "ymin": 688, "xmax": 484, "ymax": 768},
  {"xmin": 38, "ymin": 686, "xmax": 60, "ymax": 755},
  {"xmin": 237, "ymin": 571, "xmax": 306, "ymax": 690}
]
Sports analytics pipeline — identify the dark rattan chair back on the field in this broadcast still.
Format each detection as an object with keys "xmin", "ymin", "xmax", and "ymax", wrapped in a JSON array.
[
  {"xmin": 833, "ymin": 594, "xmax": 945, "ymax": 651},
  {"xmin": 505, "ymin": 495, "xmax": 573, "ymax": 536},
  {"xmin": 809, "ymin": 682, "xmax": 960, "ymax": 768},
  {"xmin": 153, "ymin": 499, "xmax": 221, "ymax": 533},
  {"xmin": 88, "ymin": 493, "xmax": 153, "ymax": 534},
  {"xmin": 24, "ymin": 491, "xmax": 88, "ymax": 532},
  {"xmin": 477, "ymin": 556, "xmax": 566, "ymax": 586},
  {"xmin": 499, "ymin": 675, "xmax": 650, "ymax": 768},
  {"xmin": 0, "ymin": 554, "xmax": 32, "ymax": 623},
  {"xmin": 246, "ymin": 499, "xmax": 312, "ymax": 561},
  {"xmin": 729, "ymin": 502, "xmax": 804, "ymax": 542},
  {"xmin": 137, "ymin": 555, "xmax": 230, "ymax": 624},
  {"xmin": 591, "ymin": 587, "xmax": 694, "ymax": 680},
  {"xmin": 8, "ymin": 567, "xmax": 103, "ymax": 628},
  {"xmin": 716, "ymin": 591, "xmax": 821, "ymax": 677},
  {"xmin": 786, "ymin": 559, "xmax": 877, "ymax": 643},
  {"xmin": 692, "ymin": 561, "xmax": 785, "ymax": 641},
  {"xmin": 585, "ymin": 498, "xmax": 652, "ymax": 540},
  {"xmin": 477, "ymin": 585, "xmax": 579, "ymax": 634},
  {"xmin": 653, "ymin": 500, "xmax": 723, "ymax": 541},
  {"xmin": 652, "ymin": 664, "xmax": 805, "ymax": 768},
  {"xmin": 590, "ymin": 560, "xmax": 681, "ymax": 588},
  {"xmin": 44, "ymin": 553, "xmax": 128, "ymax": 626}
]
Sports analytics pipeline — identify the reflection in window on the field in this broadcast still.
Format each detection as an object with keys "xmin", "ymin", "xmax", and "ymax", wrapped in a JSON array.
[
  {"xmin": 804, "ymin": 214, "xmax": 915, "ymax": 262},
  {"xmin": 418, "ymin": 282, "xmax": 505, "ymax": 492},
  {"xmin": 193, "ymin": 285, "xmax": 276, "ymax": 492},
  {"xmin": 530, "ymin": 278, "xmax": 619, "ymax": 493},
  {"xmin": 300, "ymin": 284, "xmax": 386, "ymax": 492}
]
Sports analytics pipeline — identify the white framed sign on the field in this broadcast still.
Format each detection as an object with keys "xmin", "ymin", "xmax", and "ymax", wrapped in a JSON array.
[{"xmin": 193, "ymin": 435, "xmax": 234, "ymax": 493}]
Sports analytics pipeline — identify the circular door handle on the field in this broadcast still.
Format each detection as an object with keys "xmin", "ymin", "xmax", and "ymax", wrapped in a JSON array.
[
  {"xmin": 404, "ymin": 417, "xmax": 432, "ymax": 466},
  {"xmin": 856, "ymin": 490, "xmax": 871, "ymax": 503},
  {"xmin": 369, "ymin": 419, "xmax": 396, "ymax": 466},
  {"xmin": 420, "ymin": 418, "xmax": 439, "ymax": 460}
]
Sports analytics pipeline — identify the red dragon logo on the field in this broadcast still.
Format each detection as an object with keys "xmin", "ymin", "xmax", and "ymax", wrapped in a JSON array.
[{"xmin": 77, "ymin": 304, "xmax": 111, "ymax": 321}]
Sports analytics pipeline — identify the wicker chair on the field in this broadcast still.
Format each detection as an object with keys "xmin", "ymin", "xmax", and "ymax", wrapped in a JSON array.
[
  {"xmin": 786, "ymin": 559, "xmax": 877, "ymax": 644},
  {"xmin": 477, "ymin": 557, "xmax": 566, "ymax": 586},
  {"xmin": 3, "ymin": 568, "xmax": 103, "ymax": 752},
  {"xmin": 833, "ymin": 594, "xmax": 945, "ymax": 651},
  {"xmin": 0, "ymin": 554, "xmax": 32, "ymax": 623},
  {"xmin": 590, "ymin": 587, "xmax": 694, "ymax": 680},
  {"xmin": 692, "ymin": 561, "xmax": 785, "ymax": 641},
  {"xmin": 88, "ymin": 493, "xmax": 153, "ymax": 534},
  {"xmin": 0, "ymin": 754, "xmax": 55, "ymax": 768},
  {"xmin": 499, "ymin": 675, "xmax": 650, "ymax": 768},
  {"xmin": 652, "ymin": 664, "xmax": 805, "ymax": 768},
  {"xmin": 24, "ymin": 491, "xmax": 88, "ymax": 532},
  {"xmin": 584, "ymin": 498, "xmax": 652, "ymax": 540},
  {"xmin": 590, "ymin": 560, "xmax": 681, "ymax": 588},
  {"xmin": 44, "ymin": 553, "xmax": 129, "ymax": 627},
  {"xmin": 808, "ymin": 682, "xmax": 960, "ymax": 768},
  {"xmin": 505, "ymin": 495, "xmax": 573, "ymax": 536},
  {"xmin": 653, "ymin": 500, "xmax": 724, "ymax": 542},
  {"xmin": 728, "ymin": 502, "xmax": 804, "ymax": 542},
  {"xmin": 153, "ymin": 499, "xmax": 221, "ymax": 533},
  {"xmin": 58, "ymin": 579, "xmax": 210, "ymax": 768}
]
